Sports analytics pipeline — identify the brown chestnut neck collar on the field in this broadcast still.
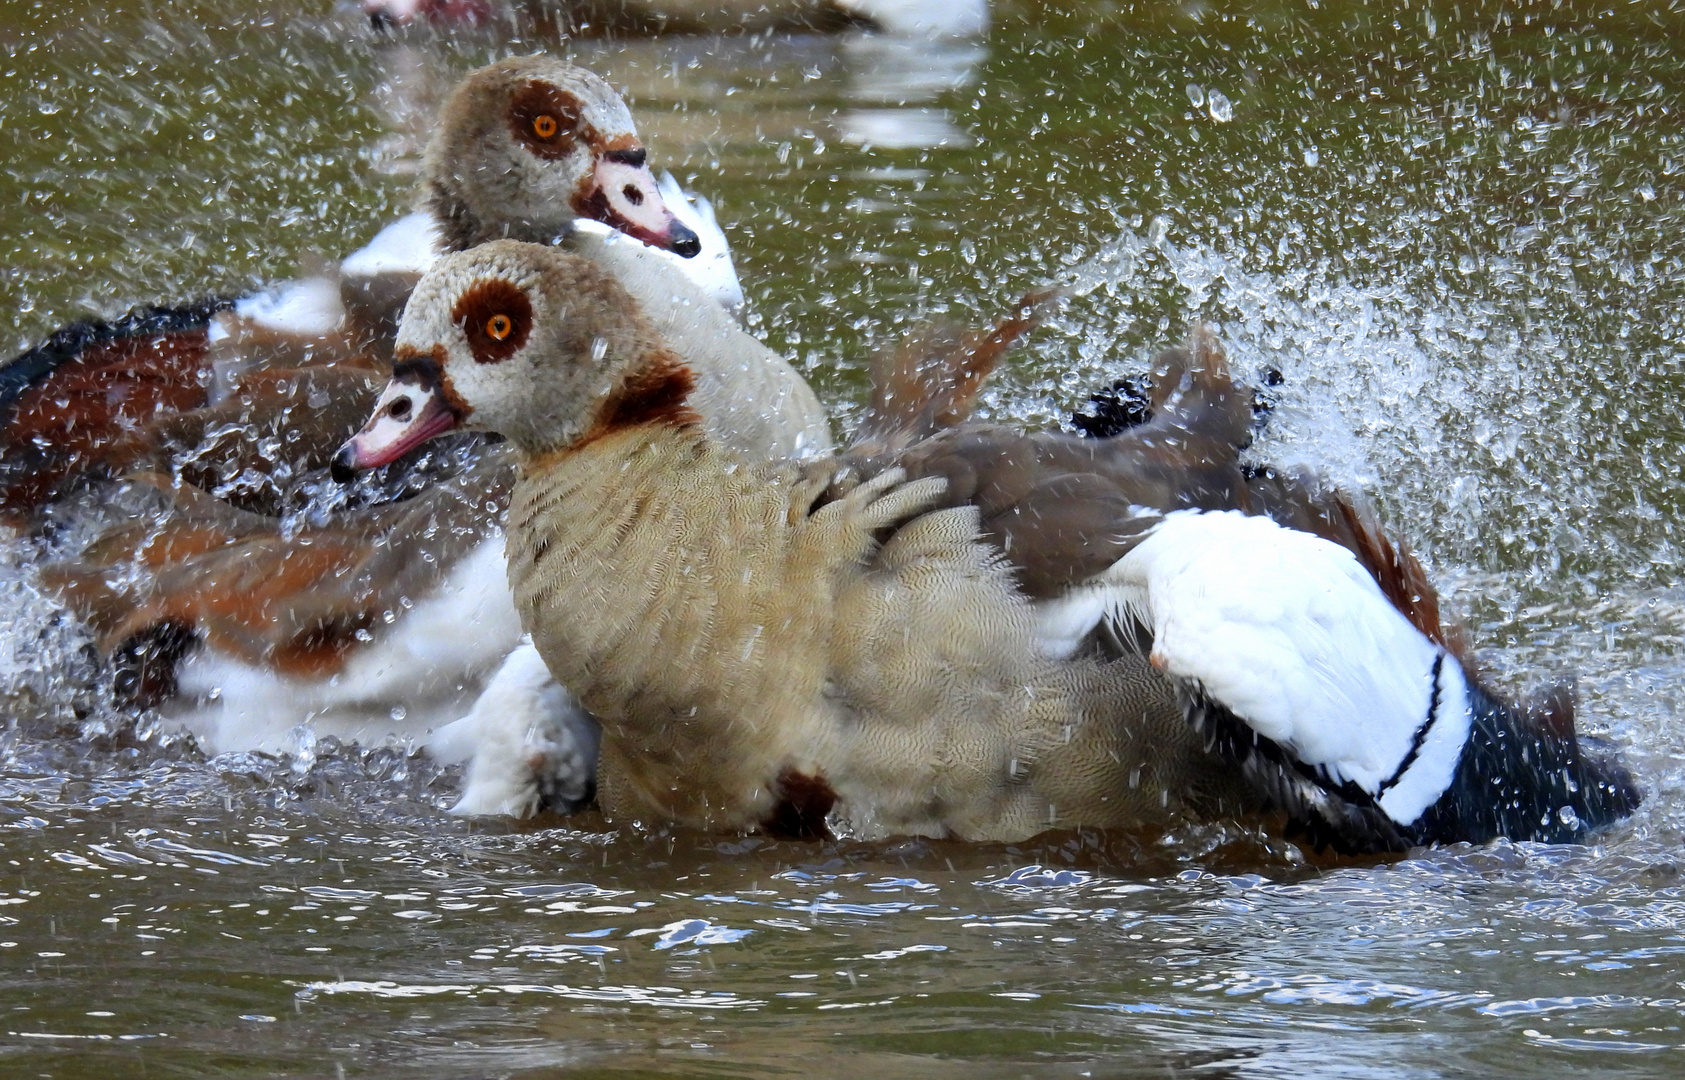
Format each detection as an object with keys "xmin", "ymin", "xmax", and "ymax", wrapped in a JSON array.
[{"xmin": 524, "ymin": 349, "xmax": 701, "ymax": 470}]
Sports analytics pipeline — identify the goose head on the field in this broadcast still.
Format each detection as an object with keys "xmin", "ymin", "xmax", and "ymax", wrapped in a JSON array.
[
  {"xmin": 427, "ymin": 56, "xmax": 701, "ymax": 257},
  {"xmin": 333, "ymin": 241, "xmax": 693, "ymax": 474}
]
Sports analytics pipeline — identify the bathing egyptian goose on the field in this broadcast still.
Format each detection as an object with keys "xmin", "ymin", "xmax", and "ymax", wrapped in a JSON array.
[{"xmin": 338, "ymin": 240, "xmax": 1639, "ymax": 851}]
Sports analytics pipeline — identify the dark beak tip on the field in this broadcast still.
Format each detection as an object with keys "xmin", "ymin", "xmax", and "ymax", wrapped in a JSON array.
[
  {"xmin": 329, "ymin": 447, "xmax": 359, "ymax": 486},
  {"xmin": 670, "ymin": 226, "xmax": 702, "ymax": 259}
]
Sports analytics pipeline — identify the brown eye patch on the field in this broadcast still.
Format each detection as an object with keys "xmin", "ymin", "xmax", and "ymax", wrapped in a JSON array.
[
  {"xmin": 507, "ymin": 80, "xmax": 583, "ymax": 160},
  {"xmin": 451, "ymin": 279, "xmax": 532, "ymax": 364}
]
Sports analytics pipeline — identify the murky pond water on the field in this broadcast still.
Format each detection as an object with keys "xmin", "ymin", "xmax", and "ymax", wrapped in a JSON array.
[{"xmin": 4, "ymin": 1, "xmax": 1685, "ymax": 1076}]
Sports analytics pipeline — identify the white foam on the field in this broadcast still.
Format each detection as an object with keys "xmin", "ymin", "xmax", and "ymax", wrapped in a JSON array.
[{"xmin": 0, "ymin": 539, "xmax": 95, "ymax": 713}]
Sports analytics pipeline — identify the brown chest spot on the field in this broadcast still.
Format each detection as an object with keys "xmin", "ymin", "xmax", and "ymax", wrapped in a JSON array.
[
  {"xmin": 600, "ymin": 351, "xmax": 698, "ymax": 431},
  {"xmin": 553, "ymin": 351, "xmax": 699, "ymax": 461},
  {"xmin": 762, "ymin": 768, "xmax": 837, "ymax": 841}
]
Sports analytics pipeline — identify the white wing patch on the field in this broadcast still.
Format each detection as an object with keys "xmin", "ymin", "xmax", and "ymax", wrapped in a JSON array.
[
  {"xmin": 167, "ymin": 537, "xmax": 523, "ymax": 754},
  {"xmin": 1036, "ymin": 509, "xmax": 1471, "ymax": 827},
  {"xmin": 229, "ymin": 277, "xmax": 344, "ymax": 336},
  {"xmin": 339, "ymin": 212, "xmax": 442, "ymax": 279}
]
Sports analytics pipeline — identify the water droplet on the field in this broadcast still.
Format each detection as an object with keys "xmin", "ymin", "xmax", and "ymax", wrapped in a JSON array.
[
  {"xmin": 1185, "ymin": 83, "xmax": 1205, "ymax": 107},
  {"xmin": 1303, "ymin": 147, "xmax": 1320, "ymax": 167},
  {"xmin": 1207, "ymin": 90, "xmax": 1233, "ymax": 122}
]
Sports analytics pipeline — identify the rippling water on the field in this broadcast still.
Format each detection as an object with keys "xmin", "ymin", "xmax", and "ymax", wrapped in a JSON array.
[{"xmin": 4, "ymin": 2, "xmax": 1685, "ymax": 1076}]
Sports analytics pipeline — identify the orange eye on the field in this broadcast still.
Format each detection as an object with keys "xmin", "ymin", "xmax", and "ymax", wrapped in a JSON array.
[
  {"xmin": 532, "ymin": 114, "xmax": 559, "ymax": 139},
  {"xmin": 486, "ymin": 314, "xmax": 513, "ymax": 340}
]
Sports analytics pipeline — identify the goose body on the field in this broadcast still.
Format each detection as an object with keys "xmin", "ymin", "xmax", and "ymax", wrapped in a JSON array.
[
  {"xmin": 340, "ymin": 241, "xmax": 1638, "ymax": 850},
  {"xmin": 497, "ymin": 420, "xmax": 1239, "ymax": 837}
]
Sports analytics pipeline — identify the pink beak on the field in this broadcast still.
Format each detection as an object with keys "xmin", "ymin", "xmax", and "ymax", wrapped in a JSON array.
[
  {"xmin": 331, "ymin": 366, "xmax": 461, "ymax": 482},
  {"xmin": 581, "ymin": 151, "xmax": 701, "ymax": 258}
]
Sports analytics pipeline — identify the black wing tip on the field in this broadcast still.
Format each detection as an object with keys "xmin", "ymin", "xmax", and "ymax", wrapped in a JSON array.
[
  {"xmin": 1413, "ymin": 678, "xmax": 1641, "ymax": 847},
  {"xmin": 1071, "ymin": 364, "xmax": 1283, "ymax": 440},
  {"xmin": 1185, "ymin": 691, "xmax": 1413, "ymax": 856},
  {"xmin": 110, "ymin": 618, "xmax": 200, "ymax": 710},
  {"xmin": 1185, "ymin": 675, "xmax": 1642, "ymax": 857}
]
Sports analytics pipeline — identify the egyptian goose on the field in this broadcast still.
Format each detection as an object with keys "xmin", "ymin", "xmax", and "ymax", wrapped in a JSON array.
[
  {"xmin": 33, "ymin": 275, "xmax": 1044, "ymax": 818},
  {"xmin": 337, "ymin": 241, "xmax": 1639, "ymax": 851}
]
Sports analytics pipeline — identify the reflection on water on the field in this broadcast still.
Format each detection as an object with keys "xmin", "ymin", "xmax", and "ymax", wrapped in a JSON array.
[{"xmin": 4, "ymin": 2, "xmax": 1685, "ymax": 1077}]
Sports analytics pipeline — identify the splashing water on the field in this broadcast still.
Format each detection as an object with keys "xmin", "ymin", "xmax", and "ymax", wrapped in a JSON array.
[
  {"xmin": 986, "ymin": 212, "xmax": 1685, "ymax": 600},
  {"xmin": 0, "ymin": 539, "xmax": 96, "ymax": 725},
  {"xmin": 969, "ymin": 213, "xmax": 1685, "ymax": 850}
]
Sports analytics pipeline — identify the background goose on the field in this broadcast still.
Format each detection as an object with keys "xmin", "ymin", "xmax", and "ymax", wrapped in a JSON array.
[{"xmin": 339, "ymin": 241, "xmax": 1638, "ymax": 851}]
